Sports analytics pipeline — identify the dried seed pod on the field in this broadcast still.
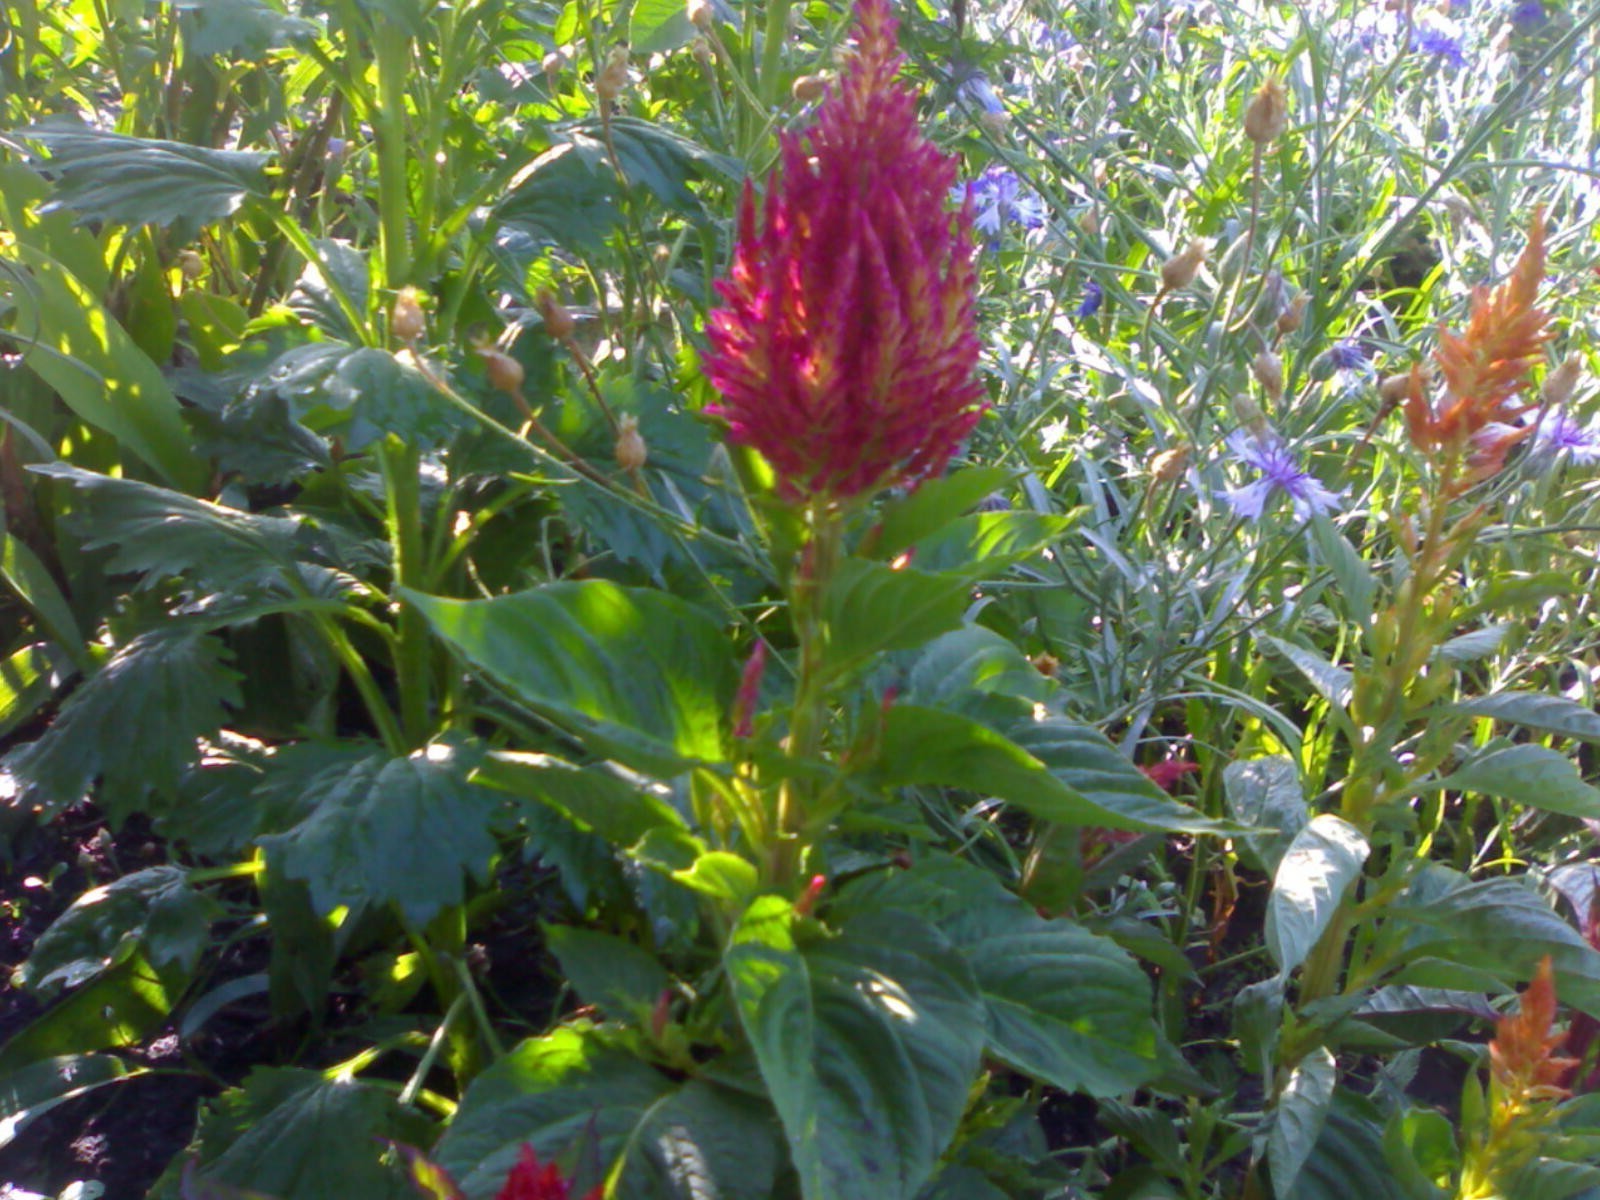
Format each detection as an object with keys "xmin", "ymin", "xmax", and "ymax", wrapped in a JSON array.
[
  {"xmin": 1252, "ymin": 350, "xmax": 1284, "ymax": 401},
  {"xmin": 537, "ymin": 290, "xmax": 575, "ymax": 339},
  {"xmin": 687, "ymin": 0, "xmax": 713, "ymax": 29},
  {"xmin": 1029, "ymin": 652, "xmax": 1061, "ymax": 677},
  {"xmin": 1244, "ymin": 76, "xmax": 1288, "ymax": 145},
  {"xmin": 596, "ymin": 47, "xmax": 630, "ymax": 102},
  {"xmin": 1151, "ymin": 445, "xmax": 1190, "ymax": 483},
  {"xmin": 177, "ymin": 249, "xmax": 204, "ymax": 281},
  {"xmin": 615, "ymin": 413, "xmax": 648, "ymax": 471},
  {"xmin": 1542, "ymin": 353, "xmax": 1584, "ymax": 408},
  {"xmin": 390, "ymin": 286, "xmax": 426, "ymax": 343},
  {"xmin": 1160, "ymin": 238, "xmax": 1208, "ymax": 291},
  {"xmin": 1277, "ymin": 291, "xmax": 1309, "ymax": 335},
  {"xmin": 792, "ymin": 73, "xmax": 829, "ymax": 102},
  {"xmin": 1379, "ymin": 372, "xmax": 1415, "ymax": 406},
  {"xmin": 476, "ymin": 346, "xmax": 525, "ymax": 396}
]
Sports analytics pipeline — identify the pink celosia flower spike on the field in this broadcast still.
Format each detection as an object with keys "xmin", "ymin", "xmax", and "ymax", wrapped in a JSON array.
[{"xmin": 704, "ymin": 0, "xmax": 987, "ymax": 503}]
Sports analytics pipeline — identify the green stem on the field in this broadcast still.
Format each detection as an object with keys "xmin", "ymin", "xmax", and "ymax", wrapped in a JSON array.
[
  {"xmin": 381, "ymin": 436, "xmax": 431, "ymax": 747},
  {"xmin": 372, "ymin": 17, "xmax": 413, "ymax": 289}
]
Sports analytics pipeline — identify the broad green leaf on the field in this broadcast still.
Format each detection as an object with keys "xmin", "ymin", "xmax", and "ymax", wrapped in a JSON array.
[
  {"xmin": 903, "ymin": 626, "xmax": 1054, "ymax": 714},
  {"xmin": 574, "ymin": 116, "xmax": 740, "ymax": 213},
  {"xmin": 259, "ymin": 741, "xmax": 501, "ymax": 924},
  {"xmin": 0, "ymin": 951, "xmax": 185, "ymax": 1075},
  {"xmin": 5, "ymin": 629, "xmax": 242, "ymax": 821},
  {"xmin": 872, "ymin": 467, "xmax": 1013, "ymax": 558},
  {"xmin": 1267, "ymin": 1047, "xmax": 1336, "ymax": 1197},
  {"xmin": 835, "ymin": 857, "xmax": 1161, "ymax": 1096},
  {"xmin": 0, "ymin": 1053, "xmax": 140, "ymax": 1149},
  {"xmin": 175, "ymin": 0, "xmax": 318, "ymax": 59},
  {"xmin": 906, "ymin": 511, "xmax": 1071, "ymax": 574},
  {"xmin": 726, "ymin": 902, "xmax": 986, "ymax": 1200},
  {"xmin": 1233, "ymin": 979, "xmax": 1285, "ymax": 1079},
  {"xmin": 1453, "ymin": 691, "xmax": 1600, "ymax": 742},
  {"xmin": 475, "ymin": 751, "xmax": 691, "ymax": 846},
  {"xmin": 1430, "ymin": 744, "xmax": 1600, "ymax": 820},
  {"xmin": 287, "ymin": 239, "xmax": 370, "ymax": 342},
  {"xmin": 873, "ymin": 706, "xmax": 1237, "ymax": 834},
  {"xmin": 823, "ymin": 559, "xmax": 974, "ymax": 669},
  {"xmin": 630, "ymin": 0, "xmax": 697, "ymax": 53},
  {"xmin": 7, "ymin": 246, "xmax": 205, "ymax": 491},
  {"xmin": 0, "ymin": 643, "xmax": 59, "ymax": 740},
  {"xmin": 24, "ymin": 127, "xmax": 270, "ymax": 229},
  {"xmin": 544, "ymin": 926, "xmax": 670, "ymax": 1019},
  {"xmin": 1, "ymin": 533, "xmax": 83, "ymax": 653},
  {"xmin": 1223, "ymin": 756, "xmax": 1307, "ymax": 874},
  {"xmin": 1260, "ymin": 634, "xmax": 1353, "ymax": 708},
  {"xmin": 1265, "ymin": 814, "xmax": 1369, "ymax": 978},
  {"xmin": 434, "ymin": 1025, "xmax": 781, "ymax": 1200},
  {"xmin": 495, "ymin": 143, "xmax": 623, "ymax": 252},
  {"xmin": 1382, "ymin": 1106, "xmax": 1456, "ymax": 1200},
  {"xmin": 159, "ymin": 1068, "xmax": 426, "ymax": 1200},
  {"xmin": 1436, "ymin": 623, "xmax": 1511, "ymax": 664},
  {"xmin": 1309, "ymin": 514, "xmax": 1374, "ymax": 625},
  {"xmin": 259, "ymin": 342, "xmax": 465, "ymax": 451},
  {"xmin": 1286, "ymin": 1089, "xmax": 1409, "ymax": 1200},
  {"xmin": 33, "ymin": 464, "xmax": 305, "ymax": 594},
  {"xmin": 671, "ymin": 849, "xmax": 759, "ymax": 904},
  {"xmin": 16, "ymin": 866, "xmax": 219, "ymax": 997},
  {"xmin": 1504, "ymin": 1156, "xmax": 1600, "ymax": 1200},
  {"xmin": 406, "ymin": 583, "xmax": 735, "ymax": 774}
]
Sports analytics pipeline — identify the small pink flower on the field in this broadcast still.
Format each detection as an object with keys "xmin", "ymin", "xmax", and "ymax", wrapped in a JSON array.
[
  {"xmin": 494, "ymin": 1145, "xmax": 600, "ymax": 1200},
  {"xmin": 703, "ymin": 0, "xmax": 985, "ymax": 502}
]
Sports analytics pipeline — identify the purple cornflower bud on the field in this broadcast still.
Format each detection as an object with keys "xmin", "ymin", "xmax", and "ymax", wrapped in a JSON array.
[
  {"xmin": 1327, "ymin": 339, "xmax": 1370, "ymax": 372},
  {"xmin": 1076, "ymin": 280, "xmax": 1104, "ymax": 319},
  {"xmin": 703, "ymin": 0, "xmax": 986, "ymax": 503},
  {"xmin": 1531, "ymin": 411, "xmax": 1600, "ymax": 466},
  {"xmin": 1223, "ymin": 431, "xmax": 1342, "ymax": 520},
  {"xmin": 1413, "ymin": 27, "xmax": 1468, "ymax": 68},
  {"xmin": 1511, "ymin": 0, "xmax": 1547, "ymax": 31}
]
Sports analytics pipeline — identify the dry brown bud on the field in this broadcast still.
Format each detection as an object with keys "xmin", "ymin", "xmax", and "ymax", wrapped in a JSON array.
[
  {"xmin": 537, "ymin": 291, "xmax": 575, "ymax": 339},
  {"xmin": 542, "ymin": 50, "xmax": 567, "ymax": 75},
  {"xmin": 476, "ymin": 346, "xmax": 525, "ymax": 396},
  {"xmin": 1232, "ymin": 395, "xmax": 1268, "ymax": 438},
  {"xmin": 1029, "ymin": 652, "xmax": 1061, "ymax": 677},
  {"xmin": 390, "ymin": 286, "xmax": 426, "ymax": 343},
  {"xmin": 1277, "ymin": 291, "xmax": 1309, "ymax": 335},
  {"xmin": 177, "ymin": 249, "xmax": 204, "ymax": 281},
  {"xmin": 1150, "ymin": 445, "xmax": 1190, "ymax": 483},
  {"xmin": 615, "ymin": 413, "xmax": 648, "ymax": 472},
  {"xmin": 792, "ymin": 73, "xmax": 829, "ymax": 103},
  {"xmin": 1252, "ymin": 350, "xmax": 1284, "ymax": 401},
  {"xmin": 686, "ymin": 0, "xmax": 713, "ymax": 29},
  {"xmin": 1379, "ymin": 372, "xmax": 1414, "ymax": 406},
  {"xmin": 978, "ymin": 110, "xmax": 1010, "ymax": 135},
  {"xmin": 1244, "ymin": 77, "xmax": 1288, "ymax": 145},
  {"xmin": 691, "ymin": 37, "xmax": 714, "ymax": 68},
  {"xmin": 596, "ymin": 47, "xmax": 630, "ymax": 102},
  {"xmin": 1161, "ymin": 238, "xmax": 1208, "ymax": 291},
  {"xmin": 1542, "ymin": 353, "xmax": 1584, "ymax": 408}
]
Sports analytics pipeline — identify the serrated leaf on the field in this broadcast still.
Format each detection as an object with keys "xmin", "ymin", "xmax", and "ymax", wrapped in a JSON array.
[
  {"xmin": 726, "ymin": 903, "xmax": 985, "ymax": 1200},
  {"xmin": 872, "ymin": 706, "xmax": 1238, "ymax": 834},
  {"xmin": 544, "ymin": 927, "xmax": 670, "ymax": 1020},
  {"xmin": 1432, "ymin": 744, "xmax": 1600, "ymax": 820},
  {"xmin": 5, "ymin": 629, "xmax": 242, "ymax": 821},
  {"xmin": 494, "ymin": 142, "xmax": 622, "ymax": 252},
  {"xmin": 1223, "ymin": 756, "xmax": 1307, "ymax": 874},
  {"xmin": 16, "ymin": 866, "xmax": 219, "ymax": 997},
  {"xmin": 434, "ymin": 1026, "xmax": 781, "ymax": 1200},
  {"xmin": 24, "ymin": 127, "xmax": 270, "ymax": 229},
  {"xmin": 259, "ymin": 343, "xmax": 465, "ymax": 451},
  {"xmin": 258, "ymin": 741, "xmax": 500, "ymax": 924},
  {"xmin": 166, "ymin": 1068, "xmax": 424, "ymax": 1200},
  {"xmin": 1265, "ymin": 814, "xmax": 1369, "ymax": 978},
  {"xmin": 406, "ymin": 582, "xmax": 735, "ymax": 775},
  {"xmin": 34, "ymin": 463, "xmax": 304, "ymax": 594},
  {"xmin": 824, "ymin": 559, "xmax": 975, "ymax": 669},
  {"xmin": 1453, "ymin": 691, "xmax": 1600, "ymax": 742}
]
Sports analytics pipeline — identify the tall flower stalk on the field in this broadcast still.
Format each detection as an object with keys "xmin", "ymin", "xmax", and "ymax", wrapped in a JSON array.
[{"xmin": 703, "ymin": 0, "xmax": 984, "ymax": 885}]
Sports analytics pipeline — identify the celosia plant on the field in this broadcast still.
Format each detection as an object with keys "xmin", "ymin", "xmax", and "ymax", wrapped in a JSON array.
[{"xmin": 703, "ymin": 0, "xmax": 985, "ymax": 504}]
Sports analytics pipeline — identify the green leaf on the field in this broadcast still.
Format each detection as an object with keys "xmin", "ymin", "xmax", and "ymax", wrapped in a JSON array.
[
  {"xmin": 823, "ymin": 558, "xmax": 974, "ymax": 670},
  {"xmin": 406, "ymin": 582, "xmax": 735, "ymax": 775},
  {"xmin": 835, "ymin": 856, "xmax": 1161, "ymax": 1096},
  {"xmin": 1267, "ymin": 1047, "xmax": 1336, "ymax": 1197},
  {"xmin": 1430, "ymin": 744, "xmax": 1600, "ymax": 820},
  {"xmin": 24, "ymin": 127, "xmax": 270, "ymax": 229},
  {"xmin": 34, "ymin": 464, "xmax": 305, "ymax": 594},
  {"xmin": 1436, "ymin": 623, "xmax": 1510, "ymax": 664},
  {"xmin": 258, "ymin": 741, "xmax": 501, "ymax": 924},
  {"xmin": 475, "ymin": 751, "xmax": 691, "ymax": 846},
  {"xmin": 726, "ymin": 901, "xmax": 986, "ymax": 1200},
  {"xmin": 872, "ymin": 706, "xmax": 1236, "ymax": 834},
  {"xmin": 544, "ymin": 926, "xmax": 670, "ymax": 1019},
  {"xmin": 161, "ymin": 1068, "xmax": 426, "ymax": 1200},
  {"xmin": 434, "ymin": 1025, "xmax": 782, "ymax": 1200},
  {"xmin": 1309, "ymin": 514, "xmax": 1374, "ymax": 625},
  {"xmin": 5, "ymin": 629, "xmax": 242, "ymax": 821},
  {"xmin": 629, "ymin": 0, "xmax": 697, "ymax": 53},
  {"xmin": 1260, "ymin": 634, "xmax": 1353, "ymax": 708},
  {"xmin": 1, "ymin": 533, "xmax": 84, "ymax": 654},
  {"xmin": 16, "ymin": 866, "xmax": 219, "ymax": 997},
  {"xmin": 903, "ymin": 627, "xmax": 1054, "ymax": 714},
  {"xmin": 906, "ymin": 511, "xmax": 1071, "ymax": 574},
  {"xmin": 671, "ymin": 849, "xmax": 759, "ymax": 904},
  {"xmin": 1285, "ymin": 1089, "xmax": 1410, "ymax": 1200},
  {"xmin": 175, "ymin": 0, "xmax": 318, "ymax": 58},
  {"xmin": 1452, "ymin": 691, "xmax": 1600, "ymax": 742},
  {"xmin": 0, "ymin": 1053, "xmax": 141, "ymax": 1150},
  {"xmin": 1223, "ymin": 756, "xmax": 1308, "ymax": 875},
  {"xmin": 0, "ymin": 951, "xmax": 186, "ymax": 1075},
  {"xmin": 872, "ymin": 468, "xmax": 1013, "ymax": 558},
  {"xmin": 6, "ymin": 246, "xmax": 206, "ymax": 491},
  {"xmin": 0, "ymin": 643, "xmax": 60, "ymax": 740},
  {"xmin": 573, "ymin": 116, "xmax": 739, "ymax": 214},
  {"xmin": 261, "ymin": 343, "xmax": 466, "ymax": 451},
  {"xmin": 1265, "ymin": 814, "xmax": 1369, "ymax": 978},
  {"xmin": 495, "ymin": 143, "xmax": 623, "ymax": 252}
]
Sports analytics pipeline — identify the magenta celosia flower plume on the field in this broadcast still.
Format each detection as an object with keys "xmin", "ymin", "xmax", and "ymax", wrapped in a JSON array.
[{"xmin": 703, "ymin": 0, "xmax": 986, "ymax": 502}]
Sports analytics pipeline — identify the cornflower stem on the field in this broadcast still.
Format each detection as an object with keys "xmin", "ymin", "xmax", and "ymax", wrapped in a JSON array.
[
  {"xmin": 773, "ymin": 504, "xmax": 842, "ymax": 889},
  {"xmin": 380, "ymin": 435, "xmax": 431, "ymax": 747}
]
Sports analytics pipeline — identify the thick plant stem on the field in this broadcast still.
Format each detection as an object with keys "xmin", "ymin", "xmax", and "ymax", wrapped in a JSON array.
[
  {"xmin": 381, "ymin": 436, "xmax": 431, "ymax": 747},
  {"xmin": 371, "ymin": 18, "xmax": 412, "ymax": 288}
]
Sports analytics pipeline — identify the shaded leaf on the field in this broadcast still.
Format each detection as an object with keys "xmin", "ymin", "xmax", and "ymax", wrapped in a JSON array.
[
  {"xmin": 0, "ymin": 1053, "xmax": 140, "ymax": 1150},
  {"xmin": 1267, "ymin": 1047, "xmax": 1336, "ymax": 1196},
  {"xmin": 1223, "ymin": 756, "xmax": 1307, "ymax": 875},
  {"xmin": 545, "ymin": 926, "xmax": 670, "ymax": 1020},
  {"xmin": 1266, "ymin": 814, "xmax": 1369, "ymax": 978},
  {"xmin": 1432, "ymin": 744, "xmax": 1600, "ymax": 821},
  {"xmin": 1453, "ymin": 691, "xmax": 1600, "ymax": 743}
]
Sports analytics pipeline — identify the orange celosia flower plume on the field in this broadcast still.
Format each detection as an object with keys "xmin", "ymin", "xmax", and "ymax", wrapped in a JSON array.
[{"xmin": 1489, "ymin": 956, "xmax": 1578, "ymax": 1105}]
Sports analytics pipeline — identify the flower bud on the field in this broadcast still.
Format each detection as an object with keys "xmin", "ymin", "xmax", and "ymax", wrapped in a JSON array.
[
  {"xmin": 1243, "ymin": 76, "xmax": 1288, "ymax": 145},
  {"xmin": 475, "ymin": 346, "xmax": 525, "ymax": 396},
  {"xmin": 692, "ymin": 37, "xmax": 714, "ymax": 67},
  {"xmin": 615, "ymin": 413, "xmax": 648, "ymax": 472},
  {"xmin": 792, "ymin": 73, "xmax": 829, "ymax": 103},
  {"xmin": 687, "ymin": 0, "xmax": 713, "ymax": 29},
  {"xmin": 1029, "ymin": 652, "xmax": 1060, "ymax": 677},
  {"xmin": 536, "ymin": 290, "xmax": 575, "ymax": 339},
  {"xmin": 1151, "ymin": 445, "xmax": 1190, "ymax": 483},
  {"xmin": 390, "ymin": 286, "xmax": 426, "ymax": 343},
  {"xmin": 596, "ymin": 47, "xmax": 630, "ymax": 102},
  {"xmin": 978, "ymin": 110, "xmax": 1010, "ymax": 135},
  {"xmin": 1277, "ymin": 291, "xmax": 1308, "ymax": 335},
  {"xmin": 1379, "ymin": 372, "xmax": 1414, "ymax": 406},
  {"xmin": 177, "ymin": 249, "xmax": 204, "ymax": 281},
  {"xmin": 1252, "ymin": 350, "xmax": 1284, "ymax": 401},
  {"xmin": 1160, "ymin": 238, "xmax": 1208, "ymax": 291},
  {"xmin": 1232, "ymin": 394, "xmax": 1268, "ymax": 438},
  {"xmin": 542, "ymin": 50, "xmax": 567, "ymax": 75},
  {"xmin": 1543, "ymin": 353, "xmax": 1584, "ymax": 408}
]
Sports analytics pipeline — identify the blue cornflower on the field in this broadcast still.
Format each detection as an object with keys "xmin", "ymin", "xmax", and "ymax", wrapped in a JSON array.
[
  {"xmin": 957, "ymin": 74, "xmax": 1006, "ymax": 116},
  {"xmin": 961, "ymin": 166, "xmax": 1046, "ymax": 240},
  {"xmin": 1511, "ymin": 0, "xmax": 1547, "ymax": 30},
  {"xmin": 1413, "ymin": 27, "xmax": 1468, "ymax": 67},
  {"xmin": 1076, "ymin": 281, "xmax": 1104, "ymax": 318},
  {"xmin": 1328, "ymin": 340, "xmax": 1370, "ymax": 372},
  {"xmin": 1532, "ymin": 411, "xmax": 1600, "ymax": 465},
  {"xmin": 1223, "ymin": 431, "xmax": 1343, "ymax": 520}
]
